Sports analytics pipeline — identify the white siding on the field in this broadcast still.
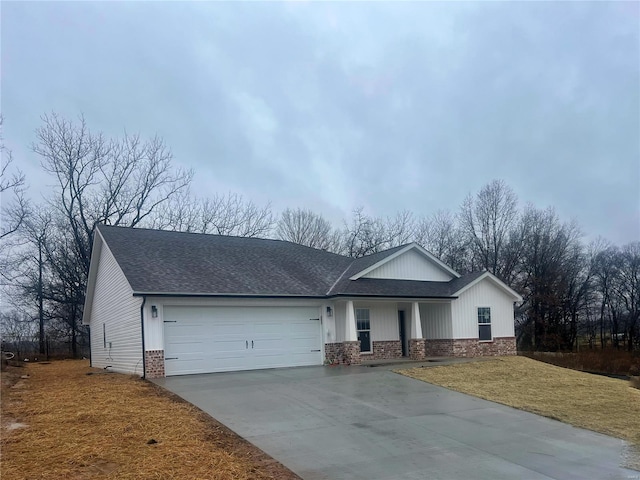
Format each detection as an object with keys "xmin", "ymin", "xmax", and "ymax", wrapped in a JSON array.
[
  {"xmin": 333, "ymin": 301, "xmax": 400, "ymax": 342},
  {"xmin": 334, "ymin": 301, "xmax": 346, "ymax": 342},
  {"xmin": 90, "ymin": 244, "xmax": 143, "ymax": 375},
  {"xmin": 451, "ymin": 278, "xmax": 516, "ymax": 339},
  {"xmin": 420, "ymin": 303, "xmax": 453, "ymax": 339},
  {"xmin": 363, "ymin": 249, "xmax": 454, "ymax": 282}
]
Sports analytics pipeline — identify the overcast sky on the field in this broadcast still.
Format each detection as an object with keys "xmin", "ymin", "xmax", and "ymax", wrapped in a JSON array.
[{"xmin": 2, "ymin": 1, "xmax": 639, "ymax": 245}]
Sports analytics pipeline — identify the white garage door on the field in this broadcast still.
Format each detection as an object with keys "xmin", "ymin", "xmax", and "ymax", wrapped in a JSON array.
[{"xmin": 163, "ymin": 306, "xmax": 323, "ymax": 376}]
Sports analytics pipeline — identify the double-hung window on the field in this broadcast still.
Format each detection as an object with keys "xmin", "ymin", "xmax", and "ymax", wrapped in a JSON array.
[
  {"xmin": 356, "ymin": 308, "xmax": 371, "ymax": 353},
  {"xmin": 477, "ymin": 307, "xmax": 492, "ymax": 341}
]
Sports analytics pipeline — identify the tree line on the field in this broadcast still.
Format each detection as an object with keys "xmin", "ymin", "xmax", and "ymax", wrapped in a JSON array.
[{"xmin": 1, "ymin": 114, "xmax": 638, "ymax": 357}]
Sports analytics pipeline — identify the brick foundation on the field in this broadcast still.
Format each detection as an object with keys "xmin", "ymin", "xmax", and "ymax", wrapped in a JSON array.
[
  {"xmin": 144, "ymin": 350, "xmax": 165, "ymax": 378},
  {"xmin": 371, "ymin": 340, "xmax": 403, "ymax": 360},
  {"xmin": 325, "ymin": 341, "xmax": 362, "ymax": 365},
  {"xmin": 343, "ymin": 341, "xmax": 361, "ymax": 365},
  {"xmin": 425, "ymin": 337, "xmax": 517, "ymax": 357},
  {"xmin": 408, "ymin": 339, "xmax": 426, "ymax": 360}
]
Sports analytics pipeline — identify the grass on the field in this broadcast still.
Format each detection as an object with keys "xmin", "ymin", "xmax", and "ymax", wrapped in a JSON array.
[
  {"xmin": 1, "ymin": 360, "xmax": 299, "ymax": 480},
  {"xmin": 400, "ymin": 356, "xmax": 640, "ymax": 470}
]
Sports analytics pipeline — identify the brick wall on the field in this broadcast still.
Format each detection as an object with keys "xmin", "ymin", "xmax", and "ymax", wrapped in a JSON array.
[
  {"xmin": 425, "ymin": 339, "xmax": 454, "ymax": 357},
  {"xmin": 144, "ymin": 350, "xmax": 165, "ymax": 378},
  {"xmin": 452, "ymin": 337, "xmax": 517, "ymax": 357},
  {"xmin": 371, "ymin": 340, "xmax": 402, "ymax": 360},
  {"xmin": 425, "ymin": 337, "xmax": 517, "ymax": 357},
  {"xmin": 325, "ymin": 341, "xmax": 362, "ymax": 365},
  {"xmin": 409, "ymin": 339, "xmax": 426, "ymax": 360}
]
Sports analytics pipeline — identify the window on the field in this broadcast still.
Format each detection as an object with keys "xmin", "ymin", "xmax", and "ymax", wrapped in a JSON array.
[
  {"xmin": 356, "ymin": 308, "xmax": 370, "ymax": 331},
  {"xmin": 478, "ymin": 307, "xmax": 492, "ymax": 341},
  {"xmin": 356, "ymin": 308, "xmax": 371, "ymax": 353}
]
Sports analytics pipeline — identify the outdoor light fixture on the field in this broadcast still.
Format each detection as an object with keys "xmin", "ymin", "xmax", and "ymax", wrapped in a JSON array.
[
  {"xmin": 151, "ymin": 305, "xmax": 158, "ymax": 318},
  {"xmin": 326, "ymin": 306, "xmax": 333, "ymax": 317}
]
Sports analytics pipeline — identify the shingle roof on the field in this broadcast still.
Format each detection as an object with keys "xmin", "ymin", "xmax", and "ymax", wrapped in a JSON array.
[{"xmin": 96, "ymin": 225, "xmax": 483, "ymax": 299}]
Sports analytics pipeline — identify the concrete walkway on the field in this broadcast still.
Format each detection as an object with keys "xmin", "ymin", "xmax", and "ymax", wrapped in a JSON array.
[{"xmin": 153, "ymin": 365, "xmax": 637, "ymax": 480}]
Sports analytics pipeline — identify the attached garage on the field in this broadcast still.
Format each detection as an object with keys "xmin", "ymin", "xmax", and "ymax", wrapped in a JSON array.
[
  {"xmin": 163, "ymin": 306, "xmax": 323, "ymax": 376},
  {"xmin": 84, "ymin": 225, "xmax": 521, "ymax": 378}
]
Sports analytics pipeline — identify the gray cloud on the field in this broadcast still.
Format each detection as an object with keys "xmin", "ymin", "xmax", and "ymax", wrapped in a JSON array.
[{"xmin": 2, "ymin": 1, "xmax": 638, "ymax": 243}]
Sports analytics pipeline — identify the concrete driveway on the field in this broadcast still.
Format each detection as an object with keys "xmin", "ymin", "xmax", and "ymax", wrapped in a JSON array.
[{"xmin": 153, "ymin": 365, "xmax": 636, "ymax": 480}]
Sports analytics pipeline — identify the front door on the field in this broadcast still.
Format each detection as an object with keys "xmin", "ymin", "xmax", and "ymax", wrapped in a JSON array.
[{"xmin": 398, "ymin": 311, "xmax": 407, "ymax": 357}]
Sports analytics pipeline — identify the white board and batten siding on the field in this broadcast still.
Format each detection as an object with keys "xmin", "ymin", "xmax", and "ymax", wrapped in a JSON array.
[
  {"xmin": 89, "ymin": 242, "xmax": 143, "ymax": 375},
  {"xmin": 420, "ymin": 303, "xmax": 453, "ymax": 339},
  {"xmin": 333, "ymin": 300, "xmax": 400, "ymax": 342},
  {"xmin": 362, "ymin": 249, "xmax": 454, "ymax": 282},
  {"xmin": 451, "ymin": 278, "xmax": 516, "ymax": 339}
]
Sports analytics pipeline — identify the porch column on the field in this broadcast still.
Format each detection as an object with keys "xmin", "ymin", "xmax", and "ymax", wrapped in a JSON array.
[
  {"xmin": 342, "ymin": 300, "xmax": 361, "ymax": 365},
  {"xmin": 345, "ymin": 300, "xmax": 358, "ymax": 341},
  {"xmin": 410, "ymin": 301, "xmax": 423, "ymax": 338},
  {"xmin": 409, "ymin": 301, "xmax": 426, "ymax": 360}
]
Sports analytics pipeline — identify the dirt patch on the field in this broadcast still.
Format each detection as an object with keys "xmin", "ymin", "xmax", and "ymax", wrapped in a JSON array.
[
  {"xmin": 399, "ymin": 356, "xmax": 640, "ymax": 471},
  {"xmin": 1, "ymin": 360, "xmax": 300, "ymax": 480}
]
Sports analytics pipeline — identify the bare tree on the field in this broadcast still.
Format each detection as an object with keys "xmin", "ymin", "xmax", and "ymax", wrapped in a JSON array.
[
  {"xmin": 414, "ymin": 210, "xmax": 469, "ymax": 273},
  {"xmin": 276, "ymin": 208, "xmax": 339, "ymax": 250},
  {"xmin": 459, "ymin": 179, "xmax": 519, "ymax": 279},
  {"xmin": 33, "ymin": 113, "xmax": 193, "ymax": 273},
  {"xmin": 151, "ymin": 192, "xmax": 273, "ymax": 238},
  {"xmin": 27, "ymin": 113, "xmax": 193, "ymax": 356},
  {"xmin": 341, "ymin": 208, "xmax": 415, "ymax": 258},
  {"xmin": 615, "ymin": 242, "xmax": 640, "ymax": 350}
]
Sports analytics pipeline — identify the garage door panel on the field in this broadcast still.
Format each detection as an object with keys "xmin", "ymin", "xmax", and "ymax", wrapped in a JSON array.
[{"xmin": 163, "ymin": 306, "xmax": 322, "ymax": 376}]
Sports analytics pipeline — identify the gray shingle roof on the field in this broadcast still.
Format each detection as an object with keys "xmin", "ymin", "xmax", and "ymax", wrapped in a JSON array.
[{"xmin": 96, "ymin": 225, "xmax": 482, "ymax": 298}]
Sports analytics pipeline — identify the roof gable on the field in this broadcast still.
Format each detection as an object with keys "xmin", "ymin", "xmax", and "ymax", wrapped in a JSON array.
[
  {"xmin": 451, "ymin": 271, "xmax": 523, "ymax": 302},
  {"xmin": 349, "ymin": 244, "xmax": 460, "ymax": 281}
]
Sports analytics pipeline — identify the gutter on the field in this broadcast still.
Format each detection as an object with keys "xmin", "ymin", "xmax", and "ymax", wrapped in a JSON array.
[
  {"xmin": 132, "ymin": 292, "xmax": 457, "ymax": 301},
  {"xmin": 140, "ymin": 296, "xmax": 146, "ymax": 379}
]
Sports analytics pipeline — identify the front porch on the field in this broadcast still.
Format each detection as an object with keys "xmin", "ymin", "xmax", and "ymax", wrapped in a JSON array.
[
  {"xmin": 323, "ymin": 299, "xmax": 446, "ymax": 365},
  {"xmin": 322, "ymin": 299, "xmax": 517, "ymax": 365}
]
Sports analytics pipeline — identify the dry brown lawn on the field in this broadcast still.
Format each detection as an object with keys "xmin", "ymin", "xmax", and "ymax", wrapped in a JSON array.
[
  {"xmin": 1, "ymin": 360, "xmax": 299, "ymax": 480},
  {"xmin": 400, "ymin": 356, "xmax": 640, "ymax": 450}
]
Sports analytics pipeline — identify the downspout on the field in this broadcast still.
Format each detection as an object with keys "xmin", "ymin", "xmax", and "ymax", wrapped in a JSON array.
[{"xmin": 140, "ymin": 296, "xmax": 147, "ymax": 379}]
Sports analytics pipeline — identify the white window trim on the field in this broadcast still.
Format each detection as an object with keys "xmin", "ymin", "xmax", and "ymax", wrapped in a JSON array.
[{"xmin": 477, "ymin": 306, "xmax": 493, "ymax": 343}]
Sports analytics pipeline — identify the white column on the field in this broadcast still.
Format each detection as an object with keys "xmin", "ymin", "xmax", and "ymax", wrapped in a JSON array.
[
  {"xmin": 411, "ymin": 301, "xmax": 423, "ymax": 339},
  {"xmin": 345, "ymin": 300, "xmax": 358, "ymax": 341}
]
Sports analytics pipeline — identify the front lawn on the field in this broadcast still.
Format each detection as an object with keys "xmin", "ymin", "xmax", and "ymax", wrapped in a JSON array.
[
  {"xmin": 400, "ymin": 356, "xmax": 640, "ymax": 470},
  {"xmin": 1, "ymin": 360, "xmax": 299, "ymax": 480}
]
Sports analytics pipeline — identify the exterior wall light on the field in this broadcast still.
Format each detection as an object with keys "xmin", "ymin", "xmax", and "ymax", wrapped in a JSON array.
[
  {"xmin": 151, "ymin": 305, "xmax": 158, "ymax": 318},
  {"xmin": 326, "ymin": 306, "xmax": 333, "ymax": 317}
]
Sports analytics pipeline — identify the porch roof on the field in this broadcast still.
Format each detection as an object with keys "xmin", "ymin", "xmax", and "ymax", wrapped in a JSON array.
[{"xmin": 329, "ymin": 271, "xmax": 486, "ymax": 299}]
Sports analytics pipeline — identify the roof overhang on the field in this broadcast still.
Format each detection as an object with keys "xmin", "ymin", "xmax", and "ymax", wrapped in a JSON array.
[{"xmin": 81, "ymin": 229, "xmax": 106, "ymax": 326}]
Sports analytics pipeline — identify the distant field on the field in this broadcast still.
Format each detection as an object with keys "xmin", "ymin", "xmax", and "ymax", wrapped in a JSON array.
[{"xmin": 522, "ymin": 349, "xmax": 639, "ymax": 377}]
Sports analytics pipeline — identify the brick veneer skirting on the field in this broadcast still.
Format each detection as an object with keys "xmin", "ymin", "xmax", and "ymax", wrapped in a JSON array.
[
  {"xmin": 325, "ymin": 341, "xmax": 362, "ymax": 365},
  {"xmin": 425, "ymin": 337, "xmax": 517, "ymax": 357},
  {"xmin": 371, "ymin": 340, "xmax": 403, "ymax": 360},
  {"xmin": 145, "ymin": 350, "xmax": 165, "ymax": 378},
  {"xmin": 409, "ymin": 339, "xmax": 426, "ymax": 360}
]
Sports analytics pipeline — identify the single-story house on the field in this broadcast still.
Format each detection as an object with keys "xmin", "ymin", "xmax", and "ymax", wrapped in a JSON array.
[{"xmin": 83, "ymin": 225, "xmax": 522, "ymax": 378}]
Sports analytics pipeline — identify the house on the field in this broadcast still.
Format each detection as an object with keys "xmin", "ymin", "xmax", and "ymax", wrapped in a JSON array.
[{"xmin": 82, "ymin": 225, "xmax": 522, "ymax": 378}]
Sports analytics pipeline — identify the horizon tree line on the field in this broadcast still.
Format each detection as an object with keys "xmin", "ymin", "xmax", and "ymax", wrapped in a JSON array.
[{"xmin": 1, "ymin": 113, "xmax": 638, "ymax": 357}]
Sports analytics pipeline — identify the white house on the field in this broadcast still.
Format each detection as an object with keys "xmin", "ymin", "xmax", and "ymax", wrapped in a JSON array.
[{"xmin": 82, "ymin": 225, "xmax": 522, "ymax": 378}]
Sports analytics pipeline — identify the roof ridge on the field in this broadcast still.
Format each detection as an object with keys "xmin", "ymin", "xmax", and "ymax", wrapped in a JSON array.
[{"xmin": 326, "ymin": 259, "xmax": 358, "ymax": 296}]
